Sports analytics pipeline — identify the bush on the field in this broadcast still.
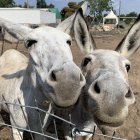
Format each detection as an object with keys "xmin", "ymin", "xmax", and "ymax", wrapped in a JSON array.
[
  {"xmin": 68, "ymin": 2, "xmax": 77, "ymax": 8},
  {"xmin": 61, "ymin": 1, "xmax": 81, "ymax": 19},
  {"xmin": 124, "ymin": 12, "xmax": 137, "ymax": 24},
  {"xmin": 65, "ymin": 11, "xmax": 74, "ymax": 18}
]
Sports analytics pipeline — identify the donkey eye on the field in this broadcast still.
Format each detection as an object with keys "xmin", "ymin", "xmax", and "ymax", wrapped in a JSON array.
[
  {"xmin": 66, "ymin": 40, "xmax": 71, "ymax": 46},
  {"xmin": 125, "ymin": 64, "xmax": 130, "ymax": 72},
  {"xmin": 82, "ymin": 57, "xmax": 91, "ymax": 67},
  {"xmin": 94, "ymin": 82, "xmax": 100, "ymax": 94},
  {"xmin": 26, "ymin": 40, "xmax": 37, "ymax": 48}
]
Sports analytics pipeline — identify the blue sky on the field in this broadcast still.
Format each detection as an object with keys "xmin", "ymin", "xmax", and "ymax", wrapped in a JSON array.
[{"xmin": 15, "ymin": 0, "xmax": 140, "ymax": 14}]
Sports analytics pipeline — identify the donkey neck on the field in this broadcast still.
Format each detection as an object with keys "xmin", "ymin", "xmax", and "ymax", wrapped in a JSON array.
[
  {"xmin": 45, "ymin": 96, "xmax": 95, "ymax": 139},
  {"xmin": 52, "ymin": 95, "xmax": 94, "ymax": 130},
  {"xmin": 21, "ymin": 63, "xmax": 50, "ymax": 109}
]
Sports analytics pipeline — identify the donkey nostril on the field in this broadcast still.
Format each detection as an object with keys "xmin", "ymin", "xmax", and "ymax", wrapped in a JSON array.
[
  {"xmin": 50, "ymin": 71, "xmax": 57, "ymax": 81},
  {"xmin": 125, "ymin": 89, "xmax": 132, "ymax": 98},
  {"xmin": 94, "ymin": 82, "xmax": 100, "ymax": 94}
]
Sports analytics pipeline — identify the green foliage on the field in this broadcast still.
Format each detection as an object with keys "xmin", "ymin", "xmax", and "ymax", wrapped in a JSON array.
[
  {"xmin": 37, "ymin": 0, "xmax": 46, "ymax": 8},
  {"xmin": 22, "ymin": 2, "xmax": 34, "ymax": 8},
  {"xmin": 61, "ymin": 1, "xmax": 81, "ymax": 20},
  {"xmin": 47, "ymin": 4, "xmax": 54, "ymax": 8},
  {"xmin": 78, "ymin": 1, "xmax": 84, "ymax": 6},
  {"xmin": 120, "ymin": 12, "xmax": 138, "ymax": 24},
  {"xmin": 23, "ymin": 2, "xmax": 28, "ymax": 8},
  {"xmin": 120, "ymin": 14, "xmax": 125, "ymax": 17},
  {"xmin": 0, "ymin": 0, "xmax": 15, "ymax": 7},
  {"xmin": 126, "ymin": 12, "xmax": 137, "ymax": 17},
  {"xmin": 65, "ymin": 11, "xmax": 74, "ymax": 18},
  {"xmin": 68, "ymin": 2, "xmax": 77, "ymax": 8},
  {"xmin": 23, "ymin": 2, "xmax": 32, "ymax": 8},
  {"xmin": 85, "ymin": 0, "xmax": 113, "ymax": 22},
  {"xmin": 37, "ymin": 0, "xmax": 54, "ymax": 8}
]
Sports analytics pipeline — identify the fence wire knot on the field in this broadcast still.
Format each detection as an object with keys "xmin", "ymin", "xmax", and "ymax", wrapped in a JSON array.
[{"xmin": 72, "ymin": 128, "xmax": 81, "ymax": 137}]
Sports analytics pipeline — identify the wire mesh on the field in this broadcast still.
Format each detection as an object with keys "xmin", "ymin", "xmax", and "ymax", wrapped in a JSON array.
[{"xmin": 0, "ymin": 99, "xmax": 127, "ymax": 140}]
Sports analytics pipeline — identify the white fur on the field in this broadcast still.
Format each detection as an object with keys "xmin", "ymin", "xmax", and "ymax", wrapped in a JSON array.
[{"xmin": 0, "ymin": 20, "xmax": 85, "ymax": 139}]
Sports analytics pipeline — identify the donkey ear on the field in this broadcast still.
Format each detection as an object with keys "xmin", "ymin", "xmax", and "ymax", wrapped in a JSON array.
[
  {"xmin": 73, "ymin": 8, "xmax": 96, "ymax": 54},
  {"xmin": 56, "ymin": 1, "xmax": 89, "ymax": 35},
  {"xmin": 56, "ymin": 14, "xmax": 75, "ymax": 35},
  {"xmin": 115, "ymin": 14, "xmax": 140, "ymax": 58},
  {"xmin": 0, "ymin": 18, "xmax": 32, "ymax": 40}
]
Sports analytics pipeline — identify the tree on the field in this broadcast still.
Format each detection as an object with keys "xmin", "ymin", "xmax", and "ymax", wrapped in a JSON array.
[
  {"xmin": 125, "ymin": 12, "xmax": 137, "ymax": 24},
  {"xmin": 37, "ymin": 0, "xmax": 47, "ymax": 8},
  {"xmin": 46, "ymin": 4, "xmax": 55, "ymax": 8},
  {"xmin": 85, "ymin": 0, "xmax": 113, "ymax": 22},
  {"xmin": 16, "ymin": 4, "xmax": 22, "ymax": 8},
  {"xmin": 37, "ymin": 0, "xmax": 54, "ymax": 8},
  {"xmin": 23, "ymin": 2, "xmax": 28, "ymax": 8},
  {"xmin": 23, "ymin": 2, "xmax": 34, "ymax": 8},
  {"xmin": 61, "ymin": 2, "xmax": 80, "ymax": 19},
  {"xmin": 78, "ymin": 1, "xmax": 84, "ymax": 6},
  {"xmin": 0, "ymin": 0, "xmax": 15, "ymax": 7}
]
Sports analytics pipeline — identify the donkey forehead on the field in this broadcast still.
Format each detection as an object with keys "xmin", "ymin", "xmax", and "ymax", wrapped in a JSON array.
[
  {"xmin": 88, "ymin": 49, "xmax": 130, "ymax": 68},
  {"xmin": 26, "ymin": 26, "xmax": 71, "ymax": 41}
]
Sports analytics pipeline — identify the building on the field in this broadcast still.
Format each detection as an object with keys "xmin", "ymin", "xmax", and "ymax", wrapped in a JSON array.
[
  {"xmin": 0, "ymin": 8, "xmax": 56, "ymax": 25},
  {"xmin": 48, "ymin": 8, "xmax": 62, "ymax": 24},
  {"xmin": 103, "ymin": 11, "xmax": 118, "ymax": 31},
  {"xmin": 0, "ymin": 8, "xmax": 56, "ymax": 42}
]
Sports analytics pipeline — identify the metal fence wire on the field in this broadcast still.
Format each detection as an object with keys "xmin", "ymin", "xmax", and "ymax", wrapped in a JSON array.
[{"xmin": 0, "ymin": 98, "xmax": 127, "ymax": 140}]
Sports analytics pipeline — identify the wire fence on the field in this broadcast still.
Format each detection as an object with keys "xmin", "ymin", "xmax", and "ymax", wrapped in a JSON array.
[{"xmin": 0, "ymin": 97, "xmax": 127, "ymax": 140}]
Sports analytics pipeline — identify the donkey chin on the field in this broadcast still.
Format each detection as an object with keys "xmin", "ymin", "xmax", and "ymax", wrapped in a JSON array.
[
  {"xmin": 53, "ymin": 95, "xmax": 80, "ymax": 108},
  {"xmin": 94, "ymin": 107, "xmax": 128, "ymax": 134}
]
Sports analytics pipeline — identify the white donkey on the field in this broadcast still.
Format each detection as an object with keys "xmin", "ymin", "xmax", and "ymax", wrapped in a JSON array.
[
  {"xmin": 48, "ymin": 9, "xmax": 139, "ymax": 139},
  {"xmin": 79, "ymin": 13, "xmax": 140, "ymax": 135},
  {"xmin": 0, "ymin": 17, "xmax": 86, "ymax": 139}
]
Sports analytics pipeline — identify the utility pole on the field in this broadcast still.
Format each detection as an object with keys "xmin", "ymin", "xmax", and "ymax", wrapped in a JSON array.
[{"xmin": 118, "ymin": 0, "xmax": 121, "ymax": 24}]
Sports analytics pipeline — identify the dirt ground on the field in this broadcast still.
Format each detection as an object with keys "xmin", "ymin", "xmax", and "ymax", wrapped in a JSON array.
[{"xmin": 0, "ymin": 30, "xmax": 140, "ymax": 140}]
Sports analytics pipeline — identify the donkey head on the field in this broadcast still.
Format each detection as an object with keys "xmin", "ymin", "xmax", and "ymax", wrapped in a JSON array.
[
  {"xmin": 72, "ymin": 9, "xmax": 139, "ymax": 133},
  {"xmin": 0, "ymin": 19, "xmax": 85, "ymax": 107},
  {"xmin": 82, "ymin": 50, "xmax": 135, "ymax": 133}
]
